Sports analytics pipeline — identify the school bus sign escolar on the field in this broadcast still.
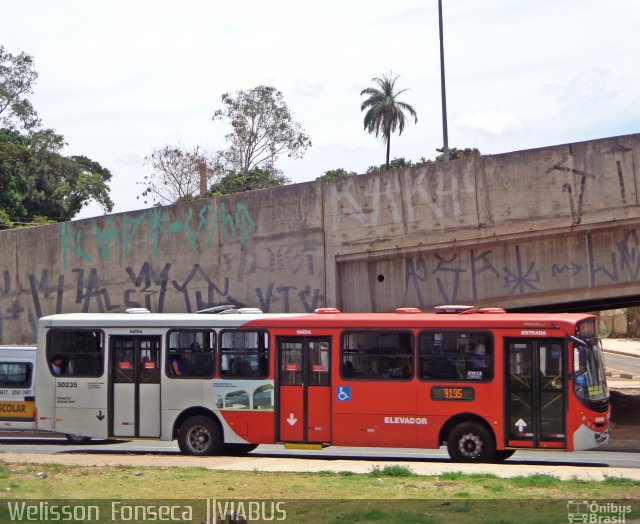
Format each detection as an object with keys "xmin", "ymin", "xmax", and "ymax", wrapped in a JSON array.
[{"xmin": 0, "ymin": 401, "xmax": 34, "ymax": 419}]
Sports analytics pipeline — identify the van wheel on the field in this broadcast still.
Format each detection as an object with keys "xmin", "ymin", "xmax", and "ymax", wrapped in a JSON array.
[
  {"xmin": 178, "ymin": 416, "xmax": 222, "ymax": 456},
  {"xmin": 494, "ymin": 450, "xmax": 516, "ymax": 462},
  {"xmin": 447, "ymin": 422, "xmax": 496, "ymax": 462},
  {"xmin": 65, "ymin": 434, "xmax": 91, "ymax": 444}
]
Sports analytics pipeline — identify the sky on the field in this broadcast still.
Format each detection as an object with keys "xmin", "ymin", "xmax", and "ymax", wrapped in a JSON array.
[{"xmin": 3, "ymin": 0, "xmax": 639, "ymax": 219}]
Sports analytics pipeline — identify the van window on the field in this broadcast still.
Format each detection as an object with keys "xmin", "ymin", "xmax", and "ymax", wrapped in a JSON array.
[
  {"xmin": 0, "ymin": 363, "xmax": 32, "ymax": 388},
  {"xmin": 46, "ymin": 330, "xmax": 104, "ymax": 377}
]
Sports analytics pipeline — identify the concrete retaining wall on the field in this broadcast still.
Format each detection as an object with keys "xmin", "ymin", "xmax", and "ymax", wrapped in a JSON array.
[{"xmin": 2, "ymin": 133, "xmax": 640, "ymax": 343}]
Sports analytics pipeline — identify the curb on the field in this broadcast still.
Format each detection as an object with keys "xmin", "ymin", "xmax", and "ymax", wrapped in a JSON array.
[{"xmin": 603, "ymin": 349, "xmax": 640, "ymax": 359}]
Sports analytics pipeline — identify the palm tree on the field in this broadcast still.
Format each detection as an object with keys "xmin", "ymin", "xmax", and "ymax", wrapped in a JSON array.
[{"xmin": 360, "ymin": 73, "xmax": 418, "ymax": 169}]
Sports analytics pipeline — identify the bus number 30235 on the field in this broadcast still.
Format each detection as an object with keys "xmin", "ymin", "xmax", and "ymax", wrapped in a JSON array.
[{"xmin": 57, "ymin": 382, "xmax": 78, "ymax": 388}]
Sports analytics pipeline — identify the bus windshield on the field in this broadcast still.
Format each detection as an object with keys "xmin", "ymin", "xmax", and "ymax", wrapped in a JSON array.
[{"xmin": 573, "ymin": 338, "xmax": 609, "ymax": 406}]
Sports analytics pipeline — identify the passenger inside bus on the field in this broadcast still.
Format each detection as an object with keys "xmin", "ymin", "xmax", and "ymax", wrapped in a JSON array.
[
  {"xmin": 51, "ymin": 354, "xmax": 64, "ymax": 375},
  {"xmin": 171, "ymin": 355, "xmax": 187, "ymax": 376},
  {"xmin": 469, "ymin": 338, "xmax": 488, "ymax": 371}
]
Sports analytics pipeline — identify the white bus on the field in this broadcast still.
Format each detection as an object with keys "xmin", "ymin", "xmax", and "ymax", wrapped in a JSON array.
[
  {"xmin": 35, "ymin": 308, "xmax": 280, "ymax": 454},
  {"xmin": 0, "ymin": 345, "xmax": 90, "ymax": 442}
]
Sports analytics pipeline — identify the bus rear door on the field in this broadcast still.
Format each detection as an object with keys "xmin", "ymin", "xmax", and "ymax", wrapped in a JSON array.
[
  {"xmin": 506, "ymin": 338, "xmax": 565, "ymax": 449},
  {"xmin": 276, "ymin": 337, "xmax": 331, "ymax": 444},
  {"xmin": 110, "ymin": 336, "xmax": 161, "ymax": 438}
]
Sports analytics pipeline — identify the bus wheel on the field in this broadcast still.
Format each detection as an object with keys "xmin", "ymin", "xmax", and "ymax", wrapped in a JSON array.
[
  {"xmin": 224, "ymin": 444, "xmax": 258, "ymax": 455},
  {"xmin": 447, "ymin": 422, "xmax": 496, "ymax": 462},
  {"xmin": 65, "ymin": 434, "xmax": 91, "ymax": 444},
  {"xmin": 178, "ymin": 416, "xmax": 222, "ymax": 456},
  {"xmin": 493, "ymin": 450, "xmax": 516, "ymax": 462}
]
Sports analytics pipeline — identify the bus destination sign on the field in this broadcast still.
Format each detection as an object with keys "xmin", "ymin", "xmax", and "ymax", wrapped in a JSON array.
[{"xmin": 431, "ymin": 386, "xmax": 475, "ymax": 401}]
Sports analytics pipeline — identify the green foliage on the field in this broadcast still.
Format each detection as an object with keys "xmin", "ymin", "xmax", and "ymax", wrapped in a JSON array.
[
  {"xmin": 367, "ymin": 465, "xmax": 417, "ymax": 477},
  {"xmin": 439, "ymin": 472, "xmax": 499, "ymax": 481},
  {"xmin": 209, "ymin": 167, "xmax": 290, "ymax": 197},
  {"xmin": 366, "ymin": 157, "xmax": 415, "ymax": 174},
  {"xmin": 0, "ymin": 209, "xmax": 13, "ymax": 229},
  {"xmin": 509, "ymin": 474, "xmax": 560, "ymax": 488},
  {"xmin": 212, "ymin": 85, "xmax": 311, "ymax": 180},
  {"xmin": 316, "ymin": 168, "xmax": 358, "ymax": 181},
  {"xmin": 602, "ymin": 476, "xmax": 640, "ymax": 487},
  {"xmin": 0, "ymin": 45, "xmax": 40, "ymax": 130},
  {"xmin": 0, "ymin": 127, "xmax": 113, "ymax": 223},
  {"xmin": 0, "ymin": 47, "xmax": 113, "ymax": 223},
  {"xmin": 360, "ymin": 73, "xmax": 417, "ymax": 168},
  {"xmin": 363, "ymin": 147, "xmax": 482, "ymax": 175},
  {"xmin": 434, "ymin": 147, "xmax": 481, "ymax": 162}
]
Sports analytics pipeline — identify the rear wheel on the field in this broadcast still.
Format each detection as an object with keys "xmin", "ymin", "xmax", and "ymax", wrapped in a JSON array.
[
  {"xmin": 178, "ymin": 415, "xmax": 222, "ymax": 456},
  {"xmin": 446, "ymin": 422, "xmax": 496, "ymax": 462},
  {"xmin": 493, "ymin": 450, "xmax": 516, "ymax": 462},
  {"xmin": 65, "ymin": 434, "xmax": 91, "ymax": 444}
]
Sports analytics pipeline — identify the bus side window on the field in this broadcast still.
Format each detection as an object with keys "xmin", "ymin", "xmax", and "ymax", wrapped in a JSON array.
[
  {"xmin": 419, "ymin": 331, "xmax": 493, "ymax": 381},
  {"xmin": 341, "ymin": 331, "xmax": 413, "ymax": 381},
  {"xmin": 166, "ymin": 330, "xmax": 216, "ymax": 379},
  {"xmin": 46, "ymin": 330, "xmax": 104, "ymax": 378},
  {"xmin": 220, "ymin": 331, "xmax": 269, "ymax": 380}
]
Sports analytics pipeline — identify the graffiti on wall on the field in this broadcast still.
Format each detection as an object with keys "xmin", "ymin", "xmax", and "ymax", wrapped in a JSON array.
[
  {"xmin": 400, "ymin": 228, "xmax": 640, "ymax": 308},
  {"xmin": 330, "ymin": 168, "xmax": 475, "ymax": 230},
  {"xmin": 0, "ymin": 199, "xmax": 326, "ymax": 343},
  {"xmin": 62, "ymin": 202, "xmax": 256, "ymax": 269}
]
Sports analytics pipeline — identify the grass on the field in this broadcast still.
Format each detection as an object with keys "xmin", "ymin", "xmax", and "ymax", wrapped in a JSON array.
[
  {"xmin": 368, "ymin": 465, "xmax": 417, "ymax": 478},
  {"xmin": 0, "ymin": 463, "xmax": 637, "ymax": 523}
]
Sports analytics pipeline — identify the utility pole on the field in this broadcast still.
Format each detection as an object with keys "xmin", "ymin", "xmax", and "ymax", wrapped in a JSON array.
[{"xmin": 438, "ymin": 0, "xmax": 449, "ymax": 162}]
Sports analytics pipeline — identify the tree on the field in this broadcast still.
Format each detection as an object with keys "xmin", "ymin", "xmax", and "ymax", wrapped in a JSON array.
[
  {"xmin": 209, "ymin": 167, "xmax": 290, "ymax": 197},
  {"xmin": 366, "ymin": 157, "xmax": 414, "ymax": 174},
  {"xmin": 212, "ymin": 86, "xmax": 311, "ymax": 182},
  {"xmin": 363, "ymin": 148, "xmax": 482, "ymax": 174},
  {"xmin": 0, "ymin": 128, "xmax": 113, "ymax": 223},
  {"xmin": 139, "ymin": 145, "xmax": 217, "ymax": 205},
  {"xmin": 434, "ymin": 147, "xmax": 481, "ymax": 162},
  {"xmin": 360, "ymin": 73, "xmax": 417, "ymax": 169},
  {"xmin": 316, "ymin": 168, "xmax": 358, "ymax": 181},
  {"xmin": 0, "ymin": 45, "xmax": 41, "ymax": 130}
]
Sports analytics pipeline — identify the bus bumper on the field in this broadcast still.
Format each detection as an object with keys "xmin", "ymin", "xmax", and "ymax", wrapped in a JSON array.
[{"xmin": 573, "ymin": 424, "xmax": 610, "ymax": 450}]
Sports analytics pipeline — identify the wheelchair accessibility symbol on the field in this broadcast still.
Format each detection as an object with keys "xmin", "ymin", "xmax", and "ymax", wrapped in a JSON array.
[{"xmin": 337, "ymin": 386, "xmax": 351, "ymax": 402}]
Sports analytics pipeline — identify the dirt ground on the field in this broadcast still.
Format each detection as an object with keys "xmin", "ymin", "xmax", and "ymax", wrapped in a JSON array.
[{"xmin": 609, "ymin": 388, "xmax": 640, "ymax": 441}]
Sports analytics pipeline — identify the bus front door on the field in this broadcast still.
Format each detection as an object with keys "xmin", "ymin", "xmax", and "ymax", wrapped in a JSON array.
[
  {"xmin": 506, "ymin": 338, "xmax": 565, "ymax": 449},
  {"xmin": 277, "ymin": 337, "xmax": 331, "ymax": 444},
  {"xmin": 110, "ymin": 336, "xmax": 161, "ymax": 438}
]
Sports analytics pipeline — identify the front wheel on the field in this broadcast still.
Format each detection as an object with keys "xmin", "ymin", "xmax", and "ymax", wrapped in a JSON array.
[
  {"xmin": 178, "ymin": 416, "xmax": 222, "ymax": 456},
  {"xmin": 446, "ymin": 422, "xmax": 496, "ymax": 462},
  {"xmin": 65, "ymin": 434, "xmax": 91, "ymax": 444}
]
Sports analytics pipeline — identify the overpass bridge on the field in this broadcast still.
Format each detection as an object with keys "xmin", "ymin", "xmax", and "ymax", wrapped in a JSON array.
[{"xmin": 1, "ymin": 133, "xmax": 639, "ymax": 343}]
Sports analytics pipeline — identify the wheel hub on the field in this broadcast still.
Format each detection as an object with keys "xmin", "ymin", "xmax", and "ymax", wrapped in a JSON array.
[
  {"xmin": 189, "ymin": 426, "xmax": 211, "ymax": 452},
  {"xmin": 459, "ymin": 432, "xmax": 482, "ymax": 458}
]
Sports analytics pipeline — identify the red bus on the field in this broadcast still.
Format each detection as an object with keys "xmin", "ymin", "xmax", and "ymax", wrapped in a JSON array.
[{"xmin": 35, "ymin": 306, "xmax": 610, "ymax": 462}]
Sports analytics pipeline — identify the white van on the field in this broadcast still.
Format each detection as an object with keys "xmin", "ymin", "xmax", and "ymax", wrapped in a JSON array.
[{"xmin": 0, "ymin": 346, "xmax": 89, "ymax": 442}]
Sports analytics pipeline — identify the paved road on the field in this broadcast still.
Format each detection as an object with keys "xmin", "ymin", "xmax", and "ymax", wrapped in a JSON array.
[
  {"xmin": 0, "ymin": 437, "xmax": 638, "ymax": 472},
  {"xmin": 605, "ymin": 352, "xmax": 640, "ymax": 376}
]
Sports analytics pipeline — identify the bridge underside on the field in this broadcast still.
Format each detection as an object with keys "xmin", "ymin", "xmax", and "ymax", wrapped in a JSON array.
[{"xmin": 336, "ymin": 217, "xmax": 640, "ymax": 315}]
